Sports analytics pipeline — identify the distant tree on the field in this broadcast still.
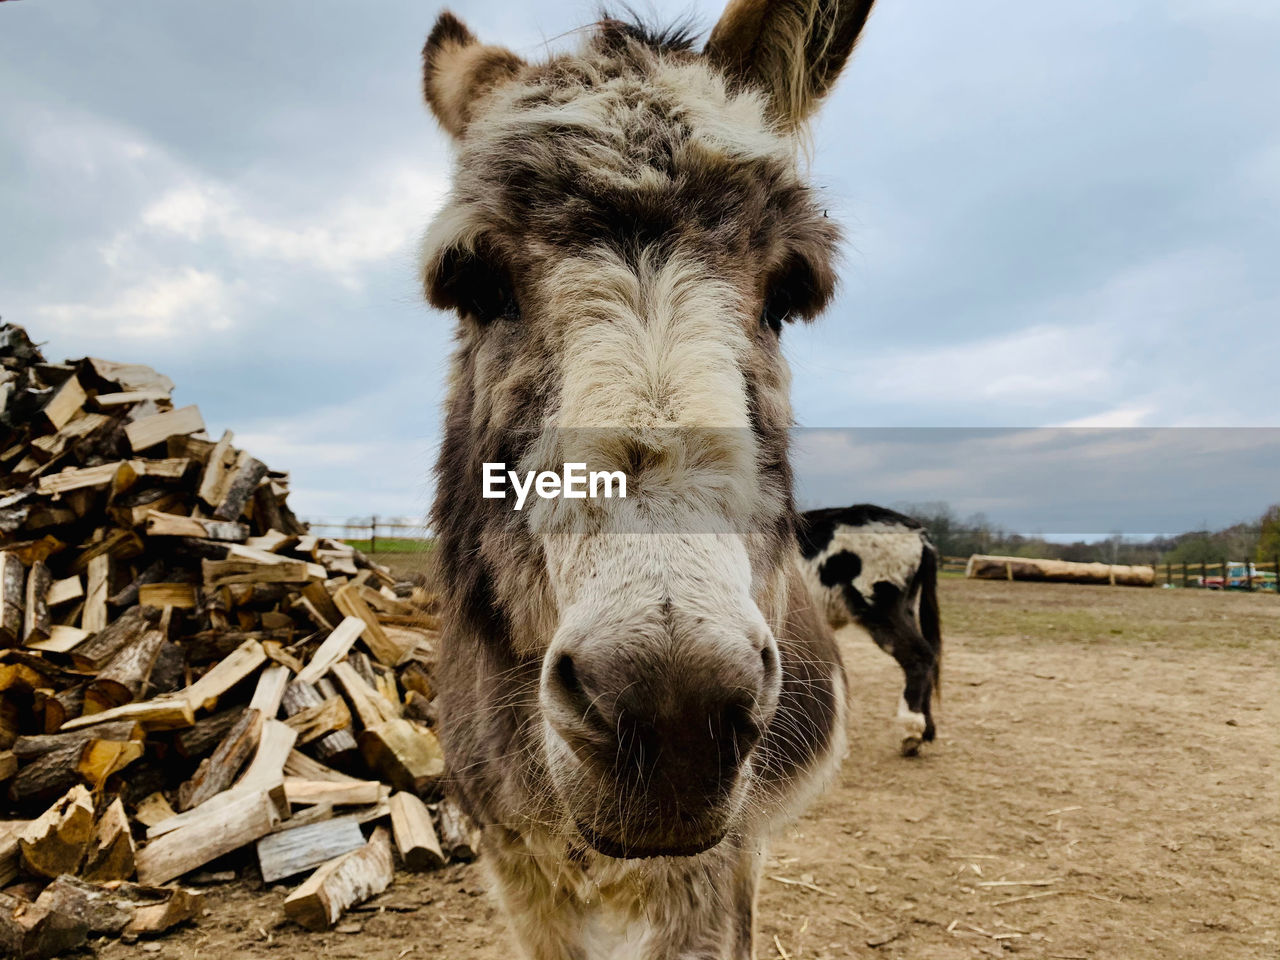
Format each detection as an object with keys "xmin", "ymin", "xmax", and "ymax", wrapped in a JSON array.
[{"xmin": 1258, "ymin": 505, "xmax": 1280, "ymax": 561}]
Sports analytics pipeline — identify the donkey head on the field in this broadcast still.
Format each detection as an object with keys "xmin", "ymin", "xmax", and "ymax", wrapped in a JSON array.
[{"xmin": 423, "ymin": 1, "xmax": 874, "ymax": 859}]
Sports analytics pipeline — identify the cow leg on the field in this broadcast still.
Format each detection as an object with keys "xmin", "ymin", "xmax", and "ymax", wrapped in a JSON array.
[
  {"xmin": 482, "ymin": 828, "xmax": 588, "ymax": 960},
  {"xmin": 867, "ymin": 618, "xmax": 936, "ymax": 756}
]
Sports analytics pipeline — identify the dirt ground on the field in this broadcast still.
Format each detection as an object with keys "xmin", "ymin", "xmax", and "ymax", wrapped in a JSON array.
[{"xmin": 96, "ymin": 579, "xmax": 1278, "ymax": 960}]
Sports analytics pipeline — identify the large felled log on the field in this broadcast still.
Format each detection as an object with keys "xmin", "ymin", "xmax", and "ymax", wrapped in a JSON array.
[
  {"xmin": 256, "ymin": 815, "xmax": 366, "ymax": 883},
  {"xmin": 17, "ymin": 783, "xmax": 95, "ymax": 878},
  {"xmin": 283, "ymin": 826, "xmax": 394, "ymax": 931},
  {"xmin": 0, "ymin": 890, "xmax": 89, "ymax": 960},
  {"xmin": 134, "ymin": 786, "xmax": 281, "ymax": 886},
  {"xmin": 965, "ymin": 554, "xmax": 1156, "ymax": 587},
  {"xmin": 0, "ymin": 552, "xmax": 24, "ymax": 646},
  {"xmin": 82, "ymin": 796, "xmax": 136, "ymax": 882},
  {"xmin": 388, "ymin": 791, "xmax": 444, "ymax": 871}
]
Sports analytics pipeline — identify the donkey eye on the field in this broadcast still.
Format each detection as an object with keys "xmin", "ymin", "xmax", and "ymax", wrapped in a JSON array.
[
  {"xmin": 760, "ymin": 288, "xmax": 792, "ymax": 336},
  {"xmin": 428, "ymin": 246, "xmax": 521, "ymax": 324}
]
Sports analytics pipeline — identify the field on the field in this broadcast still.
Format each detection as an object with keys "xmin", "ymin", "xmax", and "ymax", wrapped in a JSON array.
[{"xmin": 101, "ymin": 579, "xmax": 1278, "ymax": 960}]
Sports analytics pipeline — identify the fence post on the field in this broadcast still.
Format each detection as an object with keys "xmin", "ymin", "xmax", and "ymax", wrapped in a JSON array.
[
  {"xmin": 370, "ymin": 515, "xmax": 378, "ymax": 555},
  {"xmin": 1182, "ymin": 562, "xmax": 1188, "ymax": 588},
  {"xmin": 1221, "ymin": 558, "xmax": 1228, "ymax": 591},
  {"xmin": 1275, "ymin": 555, "xmax": 1279, "ymax": 594},
  {"xmin": 1200, "ymin": 559, "xmax": 1207, "ymax": 589}
]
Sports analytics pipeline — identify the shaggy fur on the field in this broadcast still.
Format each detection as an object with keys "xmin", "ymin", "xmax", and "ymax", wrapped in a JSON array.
[{"xmin": 421, "ymin": 4, "xmax": 876, "ymax": 957}]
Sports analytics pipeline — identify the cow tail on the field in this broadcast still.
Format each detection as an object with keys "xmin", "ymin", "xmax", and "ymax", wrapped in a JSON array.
[{"xmin": 919, "ymin": 541, "xmax": 942, "ymax": 700}]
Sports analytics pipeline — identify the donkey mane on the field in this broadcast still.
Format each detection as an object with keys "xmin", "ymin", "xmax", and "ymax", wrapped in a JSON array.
[{"xmin": 596, "ymin": 6, "xmax": 702, "ymax": 54}]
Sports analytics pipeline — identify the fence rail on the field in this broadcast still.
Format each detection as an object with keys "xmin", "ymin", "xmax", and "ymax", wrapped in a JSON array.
[{"xmin": 304, "ymin": 517, "xmax": 431, "ymax": 554}]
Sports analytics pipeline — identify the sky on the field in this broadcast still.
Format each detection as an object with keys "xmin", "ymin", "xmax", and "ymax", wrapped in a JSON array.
[{"xmin": 2, "ymin": 1, "xmax": 1277, "ymax": 534}]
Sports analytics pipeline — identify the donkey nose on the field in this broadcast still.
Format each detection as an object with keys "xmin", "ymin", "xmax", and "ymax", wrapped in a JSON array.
[{"xmin": 544, "ymin": 633, "xmax": 777, "ymax": 767}]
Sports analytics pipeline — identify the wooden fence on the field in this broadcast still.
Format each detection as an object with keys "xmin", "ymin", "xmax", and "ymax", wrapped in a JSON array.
[
  {"xmin": 303, "ymin": 517, "xmax": 431, "ymax": 554},
  {"xmin": 1156, "ymin": 558, "xmax": 1280, "ymax": 593}
]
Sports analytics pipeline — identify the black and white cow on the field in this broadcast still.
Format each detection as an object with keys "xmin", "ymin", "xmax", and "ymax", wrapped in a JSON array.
[{"xmin": 798, "ymin": 505, "xmax": 942, "ymax": 756}]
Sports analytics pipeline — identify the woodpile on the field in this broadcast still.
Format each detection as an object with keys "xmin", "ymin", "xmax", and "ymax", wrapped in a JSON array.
[
  {"xmin": 1, "ymin": 324, "xmax": 473, "ymax": 957},
  {"xmin": 965, "ymin": 554, "xmax": 1156, "ymax": 587}
]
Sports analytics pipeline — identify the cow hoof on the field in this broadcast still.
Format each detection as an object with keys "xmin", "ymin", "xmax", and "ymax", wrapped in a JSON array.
[{"xmin": 900, "ymin": 735, "xmax": 923, "ymax": 757}]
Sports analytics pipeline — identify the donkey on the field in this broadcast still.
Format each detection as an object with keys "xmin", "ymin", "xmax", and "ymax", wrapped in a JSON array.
[
  {"xmin": 421, "ymin": 3, "xmax": 878, "ymax": 956},
  {"xmin": 797, "ymin": 505, "xmax": 943, "ymax": 756}
]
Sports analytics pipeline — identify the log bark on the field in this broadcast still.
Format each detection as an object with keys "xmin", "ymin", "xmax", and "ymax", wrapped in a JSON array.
[
  {"xmin": 283, "ymin": 826, "xmax": 393, "ymax": 931},
  {"xmin": 435, "ymin": 797, "xmax": 480, "ymax": 862},
  {"xmin": 83, "ymin": 628, "xmax": 166, "ymax": 714},
  {"xmin": 0, "ymin": 552, "xmax": 24, "ymax": 647},
  {"xmin": 30, "ymin": 875, "xmax": 131, "ymax": 935},
  {"xmin": 71, "ymin": 604, "xmax": 147, "ymax": 672},
  {"xmin": 177, "ymin": 708, "xmax": 262, "ymax": 811},
  {"xmin": 145, "ymin": 510, "xmax": 248, "ymax": 542},
  {"xmin": 21, "ymin": 560, "xmax": 51, "ymax": 645},
  {"xmin": 0, "ymin": 890, "xmax": 89, "ymax": 960},
  {"xmin": 256, "ymin": 815, "xmax": 365, "ymax": 883},
  {"xmin": 281, "ymin": 680, "xmax": 358, "ymax": 765},
  {"xmin": 11, "ymin": 721, "xmax": 142, "ymax": 761},
  {"xmin": 965, "ymin": 554, "xmax": 1156, "ymax": 587},
  {"xmin": 388, "ymin": 791, "xmax": 444, "ymax": 871},
  {"xmin": 213, "ymin": 456, "xmax": 267, "ymax": 522},
  {"xmin": 173, "ymin": 706, "xmax": 240, "ymax": 759}
]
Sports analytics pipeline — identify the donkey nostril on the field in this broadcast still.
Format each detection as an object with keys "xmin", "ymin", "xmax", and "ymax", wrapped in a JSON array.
[
  {"xmin": 555, "ymin": 653, "xmax": 583, "ymax": 701},
  {"xmin": 721, "ymin": 699, "xmax": 762, "ymax": 751},
  {"xmin": 760, "ymin": 643, "xmax": 777, "ymax": 677}
]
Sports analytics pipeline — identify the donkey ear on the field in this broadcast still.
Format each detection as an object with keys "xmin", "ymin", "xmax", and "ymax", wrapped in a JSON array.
[
  {"xmin": 422, "ymin": 11, "xmax": 525, "ymax": 139},
  {"xmin": 705, "ymin": 0, "xmax": 876, "ymax": 132}
]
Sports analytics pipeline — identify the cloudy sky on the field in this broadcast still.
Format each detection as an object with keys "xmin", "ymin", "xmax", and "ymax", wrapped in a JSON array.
[{"xmin": 2, "ymin": 1, "xmax": 1276, "ymax": 533}]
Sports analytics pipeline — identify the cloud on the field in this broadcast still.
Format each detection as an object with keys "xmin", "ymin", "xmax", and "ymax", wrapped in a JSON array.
[
  {"xmin": 36, "ymin": 268, "xmax": 233, "ymax": 340},
  {"xmin": 138, "ymin": 168, "xmax": 449, "ymax": 284}
]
